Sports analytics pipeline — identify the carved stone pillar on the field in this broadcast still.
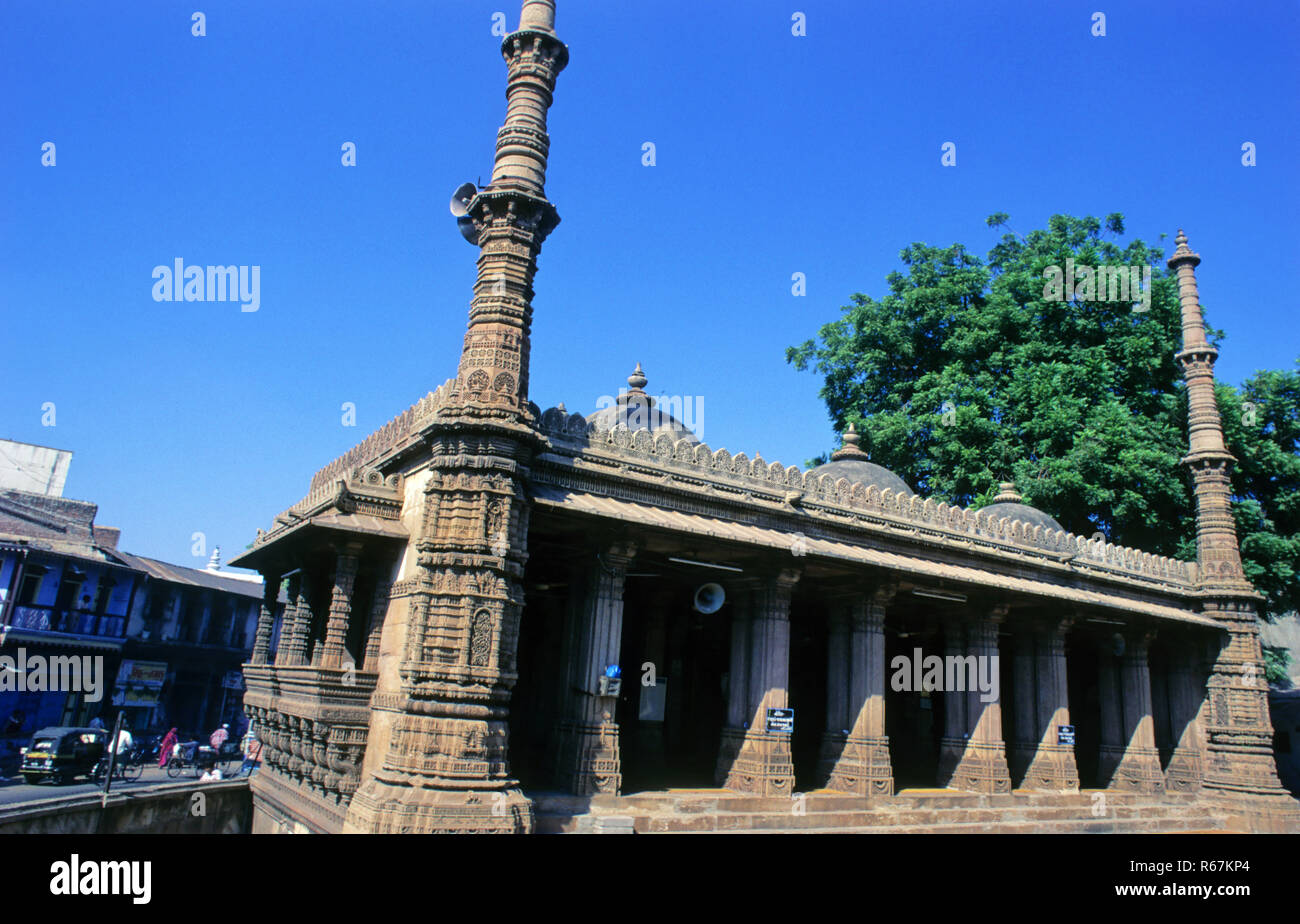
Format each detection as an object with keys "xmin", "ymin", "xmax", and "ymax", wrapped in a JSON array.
[
  {"xmin": 816, "ymin": 604, "xmax": 851, "ymax": 787},
  {"xmin": 938, "ymin": 608, "xmax": 1010, "ymax": 793},
  {"xmin": 937, "ymin": 618, "xmax": 968, "ymax": 786},
  {"xmin": 1109, "ymin": 632, "xmax": 1164, "ymax": 793},
  {"xmin": 827, "ymin": 589, "xmax": 894, "ymax": 797},
  {"xmin": 276, "ymin": 573, "xmax": 310, "ymax": 667},
  {"xmin": 1163, "ymin": 637, "xmax": 1207, "ymax": 793},
  {"xmin": 1201, "ymin": 599, "xmax": 1292, "ymax": 802},
  {"xmin": 553, "ymin": 541, "xmax": 636, "ymax": 795},
  {"xmin": 723, "ymin": 568, "xmax": 800, "ymax": 796},
  {"xmin": 361, "ymin": 579, "xmax": 390, "ymax": 672},
  {"xmin": 251, "ymin": 572, "xmax": 281, "ymax": 665},
  {"xmin": 321, "ymin": 545, "xmax": 362, "ymax": 669},
  {"xmin": 1020, "ymin": 620, "xmax": 1079, "ymax": 791},
  {"xmin": 715, "ymin": 583, "xmax": 755, "ymax": 785}
]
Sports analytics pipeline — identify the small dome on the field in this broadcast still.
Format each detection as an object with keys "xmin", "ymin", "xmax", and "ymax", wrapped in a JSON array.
[
  {"xmin": 586, "ymin": 363, "xmax": 700, "ymax": 445},
  {"xmin": 979, "ymin": 481, "xmax": 1064, "ymax": 532},
  {"xmin": 809, "ymin": 423, "xmax": 915, "ymax": 496}
]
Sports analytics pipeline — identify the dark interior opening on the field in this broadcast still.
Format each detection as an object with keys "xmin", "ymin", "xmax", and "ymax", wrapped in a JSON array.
[{"xmin": 1067, "ymin": 635, "xmax": 1101, "ymax": 788}]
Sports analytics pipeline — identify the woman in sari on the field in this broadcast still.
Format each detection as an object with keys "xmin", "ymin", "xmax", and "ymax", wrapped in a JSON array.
[{"xmin": 158, "ymin": 727, "xmax": 178, "ymax": 769}]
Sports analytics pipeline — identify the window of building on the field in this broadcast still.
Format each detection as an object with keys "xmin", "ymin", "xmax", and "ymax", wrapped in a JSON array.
[{"xmin": 17, "ymin": 571, "xmax": 43, "ymax": 605}]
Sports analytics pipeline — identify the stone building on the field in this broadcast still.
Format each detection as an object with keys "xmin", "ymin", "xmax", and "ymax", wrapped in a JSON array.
[{"xmin": 231, "ymin": 0, "xmax": 1300, "ymax": 833}]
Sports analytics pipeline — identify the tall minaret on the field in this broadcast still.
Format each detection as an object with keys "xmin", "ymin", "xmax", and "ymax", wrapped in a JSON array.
[
  {"xmin": 452, "ymin": 0, "xmax": 567, "ymax": 418},
  {"xmin": 1169, "ymin": 231, "xmax": 1292, "ymax": 815},
  {"xmin": 1168, "ymin": 230, "xmax": 1250, "ymax": 592},
  {"xmin": 343, "ymin": 1, "xmax": 568, "ymax": 834}
]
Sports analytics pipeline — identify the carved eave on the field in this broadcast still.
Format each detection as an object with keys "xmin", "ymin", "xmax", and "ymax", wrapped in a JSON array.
[
  {"xmin": 230, "ymin": 470, "xmax": 407, "ymax": 572},
  {"xmin": 533, "ymin": 410, "xmax": 1206, "ymax": 622}
]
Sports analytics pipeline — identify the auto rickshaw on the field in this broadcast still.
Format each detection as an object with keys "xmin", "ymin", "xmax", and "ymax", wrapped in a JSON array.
[{"xmin": 19, "ymin": 726, "xmax": 109, "ymax": 784}]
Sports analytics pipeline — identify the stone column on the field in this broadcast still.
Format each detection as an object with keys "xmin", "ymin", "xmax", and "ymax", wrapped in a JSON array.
[
  {"xmin": 1021, "ymin": 619, "xmax": 1079, "ymax": 791},
  {"xmin": 275, "ymin": 573, "xmax": 309, "ymax": 667},
  {"xmin": 939, "ymin": 608, "xmax": 1010, "ymax": 793},
  {"xmin": 937, "ymin": 618, "xmax": 968, "ymax": 786},
  {"xmin": 1163, "ymin": 637, "xmax": 1207, "ymax": 793},
  {"xmin": 1008, "ymin": 632, "xmax": 1037, "ymax": 783},
  {"xmin": 827, "ymin": 588, "xmax": 894, "ymax": 797},
  {"xmin": 816, "ymin": 604, "xmax": 851, "ymax": 787},
  {"xmin": 1110, "ymin": 632, "xmax": 1165, "ymax": 793},
  {"xmin": 320, "ymin": 545, "xmax": 362, "ymax": 669},
  {"xmin": 250, "ymin": 573, "xmax": 281, "ymax": 665},
  {"xmin": 553, "ymin": 541, "xmax": 636, "ymax": 795},
  {"xmin": 723, "ymin": 568, "xmax": 800, "ymax": 796},
  {"xmin": 361, "ymin": 579, "xmax": 390, "ymax": 672},
  {"xmin": 715, "ymin": 583, "xmax": 755, "ymax": 785}
]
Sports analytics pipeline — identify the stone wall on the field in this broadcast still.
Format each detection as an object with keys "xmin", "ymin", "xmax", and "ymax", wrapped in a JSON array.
[{"xmin": 0, "ymin": 780, "xmax": 251, "ymax": 835}]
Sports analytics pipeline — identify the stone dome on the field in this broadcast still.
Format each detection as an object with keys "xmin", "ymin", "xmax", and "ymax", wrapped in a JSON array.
[
  {"xmin": 585, "ymin": 363, "xmax": 700, "ymax": 445},
  {"xmin": 809, "ymin": 424, "xmax": 915, "ymax": 496},
  {"xmin": 979, "ymin": 481, "xmax": 1064, "ymax": 532}
]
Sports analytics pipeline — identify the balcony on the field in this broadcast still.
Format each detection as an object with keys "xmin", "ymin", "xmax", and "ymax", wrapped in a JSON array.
[
  {"xmin": 242, "ymin": 662, "xmax": 377, "ymax": 832},
  {"xmin": 6, "ymin": 604, "xmax": 126, "ymax": 639}
]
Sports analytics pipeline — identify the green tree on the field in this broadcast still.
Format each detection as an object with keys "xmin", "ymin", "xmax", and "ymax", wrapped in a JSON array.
[{"xmin": 787, "ymin": 214, "xmax": 1297, "ymax": 683}]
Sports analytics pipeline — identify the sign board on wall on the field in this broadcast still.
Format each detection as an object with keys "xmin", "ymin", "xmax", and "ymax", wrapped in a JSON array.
[{"xmin": 766, "ymin": 707, "xmax": 794, "ymax": 733}]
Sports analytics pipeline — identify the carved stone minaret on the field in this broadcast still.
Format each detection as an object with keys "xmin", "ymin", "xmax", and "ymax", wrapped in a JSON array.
[
  {"xmin": 452, "ymin": 0, "xmax": 567, "ymax": 419},
  {"xmin": 1169, "ymin": 231, "xmax": 1295, "ymax": 822},
  {"xmin": 1169, "ymin": 231, "xmax": 1251, "ymax": 593},
  {"xmin": 343, "ymin": 0, "xmax": 567, "ymax": 834}
]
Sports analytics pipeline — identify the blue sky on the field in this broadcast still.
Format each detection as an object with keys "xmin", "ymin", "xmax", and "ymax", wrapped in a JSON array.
[{"xmin": 3, "ymin": 0, "xmax": 1297, "ymax": 568}]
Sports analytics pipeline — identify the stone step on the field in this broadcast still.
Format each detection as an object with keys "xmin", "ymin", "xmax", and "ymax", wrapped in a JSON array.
[
  {"xmin": 716, "ymin": 818, "xmax": 1235, "ymax": 834},
  {"xmin": 628, "ymin": 807, "xmax": 1228, "ymax": 833},
  {"xmin": 533, "ymin": 790, "xmax": 1232, "ymax": 834},
  {"xmin": 562, "ymin": 788, "xmax": 1204, "ymax": 815}
]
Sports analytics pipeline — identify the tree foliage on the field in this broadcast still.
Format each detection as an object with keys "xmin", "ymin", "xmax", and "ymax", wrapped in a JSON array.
[{"xmin": 787, "ymin": 214, "xmax": 1298, "ymax": 683}]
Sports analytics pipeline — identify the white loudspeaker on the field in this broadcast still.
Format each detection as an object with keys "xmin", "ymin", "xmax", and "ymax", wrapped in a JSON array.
[{"xmin": 693, "ymin": 582, "xmax": 725, "ymax": 615}]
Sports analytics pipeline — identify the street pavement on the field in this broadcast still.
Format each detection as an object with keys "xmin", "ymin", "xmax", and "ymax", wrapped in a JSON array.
[{"xmin": 0, "ymin": 763, "xmax": 249, "ymax": 807}]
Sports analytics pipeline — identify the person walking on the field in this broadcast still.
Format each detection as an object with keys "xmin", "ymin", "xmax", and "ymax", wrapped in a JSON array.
[{"xmin": 158, "ymin": 727, "xmax": 179, "ymax": 769}]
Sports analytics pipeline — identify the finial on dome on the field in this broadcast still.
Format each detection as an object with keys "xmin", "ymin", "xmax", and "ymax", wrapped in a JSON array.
[
  {"xmin": 991, "ymin": 481, "xmax": 1022, "ymax": 504},
  {"xmin": 830, "ymin": 421, "xmax": 870, "ymax": 461},
  {"xmin": 616, "ymin": 362, "xmax": 655, "ymax": 410}
]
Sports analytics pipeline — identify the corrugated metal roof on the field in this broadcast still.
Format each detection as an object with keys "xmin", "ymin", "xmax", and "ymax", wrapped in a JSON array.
[
  {"xmin": 112, "ymin": 552, "xmax": 265, "ymax": 599},
  {"xmin": 531, "ymin": 486, "xmax": 1218, "ymax": 629}
]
